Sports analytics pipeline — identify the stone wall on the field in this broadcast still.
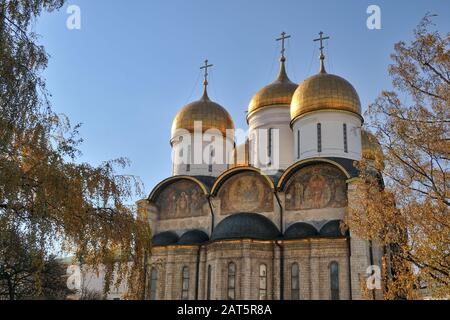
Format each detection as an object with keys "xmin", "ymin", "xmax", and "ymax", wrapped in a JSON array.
[{"xmin": 150, "ymin": 238, "xmax": 352, "ymax": 300}]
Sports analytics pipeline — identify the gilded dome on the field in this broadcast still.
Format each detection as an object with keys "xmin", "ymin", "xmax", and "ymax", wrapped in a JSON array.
[
  {"xmin": 290, "ymin": 68, "xmax": 362, "ymax": 124},
  {"xmin": 171, "ymin": 90, "xmax": 235, "ymax": 141},
  {"xmin": 361, "ymin": 130, "xmax": 384, "ymax": 163},
  {"xmin": 247, "ymin": 58, "xmax": 298, "ymax": 120}
]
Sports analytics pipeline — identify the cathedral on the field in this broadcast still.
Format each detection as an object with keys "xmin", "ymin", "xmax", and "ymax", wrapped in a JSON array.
[{"xmin": 138, "ymin": 32, "xmax": 385, "ymax": 300}]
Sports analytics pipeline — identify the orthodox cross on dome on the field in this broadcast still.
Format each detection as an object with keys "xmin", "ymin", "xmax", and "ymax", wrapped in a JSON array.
[
  {"xmin": 200, "ymin": 59, "xmax": 213, "ymax": 97},
  {"xmin": 276, "ymin": 31, "xmax": 291, "ymax": 61},
  {"xmin": 313, "ymin": 31, "xmax": 330, "ymax": 73}
]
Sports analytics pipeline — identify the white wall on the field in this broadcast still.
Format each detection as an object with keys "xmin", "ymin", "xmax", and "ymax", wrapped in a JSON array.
[
  {"xmin": 171, "ymin": 131, "xmax": 235, "ymax": 177},
  {"xmin": 248, "ymin": 105, "xmax": 294, "ymax": 171},
  {"xmin": 292, "ymin": 111, "xmax": 362, "ymax": 161}
]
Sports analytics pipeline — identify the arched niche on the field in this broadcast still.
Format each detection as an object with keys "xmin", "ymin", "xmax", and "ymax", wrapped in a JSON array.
[
  {"xmin": 214, "ymin": 169, "xmax": 274, "ymax": 215},
  {"xmin": 150, "ymin": 177, "xmax": 209, "ymax": 220},
  {"xmin": 283, "ymin": 163, "xmax": 348, "ymax": 211}
]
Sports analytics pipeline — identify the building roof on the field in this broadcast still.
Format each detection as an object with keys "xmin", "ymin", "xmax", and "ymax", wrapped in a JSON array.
[
  {"xmin": 211, "ymin": 213, "xmax": 281, "ymax": 241},
  {"xmin": 178, "ymin": 230, "xmax": 209, "ymax": 245}
]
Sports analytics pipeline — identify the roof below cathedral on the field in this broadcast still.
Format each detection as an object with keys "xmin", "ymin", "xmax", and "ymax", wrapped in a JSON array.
[
  {"xmin": 284, "ymin": 222, "xmax": 319, "ymax": 239},
  {"xmin": 178, "ymin": 230, "xmax": 209, "ymax": 245},
  {"xmin": 152, "ymin": 231, "xmax": 179, "ymax": 246},
  {"xmin": 211, "ymin": 213, "xmax": 281, "ymax": 241}
]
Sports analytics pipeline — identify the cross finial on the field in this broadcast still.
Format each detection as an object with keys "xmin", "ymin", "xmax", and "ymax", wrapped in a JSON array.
[
  {"xmin": 200, "ymin": 59, "xmax": 213, "ymax": 87},
  {"xmin": 313, "ymin": 31, "xmax": 330, "ymax": 56},
  {"xmin": 276, "ymin": 31, "xmax": 291, "ymax": 61},
  {"xmin": 313, "ymin": 31, "xmax": 330, "ymax": 73},
  {"xmin": 200, "ymin": 59, "xmax": 213, "ymax": 99}
]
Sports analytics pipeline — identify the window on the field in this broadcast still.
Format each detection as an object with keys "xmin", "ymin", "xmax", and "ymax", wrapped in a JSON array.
[
  {"xmin": 291, "ymin": 263, "xmax": 300, "ymax": 300},
  {"xmin": 150, "ymin": 268, "xmax": 158, "ymax": 300},
  {"xmin": 181, "ymin": 266, "xmax": 189, "ymax": 300},
  {"xmin": 268, "ymin": 128, "xmax": 273, "ymax": 166},
  {"xmin": 317, "ymin": 123, "xmax": 322, "ymax": 152},
  {"xmin": 330, "ymin": 262, "xmax": 340, "ymax": 300},
  {"xmin": 228, "ymin": 262, "xmax": 236, "ymax": 300},
  {"xmin": 297, "ymin": 130, "xmax": 301, "ymax": 159},
  {"xmin": 259, "ymin": 264, "xmax": 267, "ymax": 300},
  {"xmin": 343, "ymin": 124, "xmax": 348, "ymax": 153},
  {"xmin": 186, "ymin": 146, "xmax": 191, "ymax": 172},
  {"xmin": 207, "ymin": 265, "xmax": 212, "ymax": 300},
  {"xmin": 208, "ymin": 146, "xmax": 214, "ymax": 172}
]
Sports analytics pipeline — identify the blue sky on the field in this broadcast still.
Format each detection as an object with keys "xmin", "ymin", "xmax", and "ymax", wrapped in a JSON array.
[{"xmin": 35, "ymin": 0, "xmax": 449, "ymax": 198}]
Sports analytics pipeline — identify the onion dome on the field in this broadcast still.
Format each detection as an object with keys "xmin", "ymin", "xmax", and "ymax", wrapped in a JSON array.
[
  {"xmin": 247, "ymin": 32, "xmax": 297, "ymax": 121},
  {"xmin": 178, "ymin": 230, "xmax": 209, "ymax": 245},
  {"xmin": 290, "ymin": 33, "xmax": 361, "ymax": 124},
  {"xmin": 361, "ymin": 130, "xmax": 384, "ymax": 170},
  {"xmin": 284, "ymin": 222, "xmax": 318, "ymax": 239},
  {"xmin": 211, "ymin": 213, "xmax": 280, "ymax": 241},
  {"xmin": 152, "ymin": 231, "xmax": 179, "ymax": 246},
  {"xmin": 171, "ymin": 60, "xmax": 234, "ymax": 141},
  {"xmin": 361, "ymin": 130, "xmax": 383, "ymax": 161},
  {"xmin": 247, "ymin": 57, "xmax": 297, "ymax": 120}
]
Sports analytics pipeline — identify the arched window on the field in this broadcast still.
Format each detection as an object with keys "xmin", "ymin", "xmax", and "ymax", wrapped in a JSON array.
[
  {"xmin": 343, "ymin": 123, "xmax": 348, "ymax": 153},
  {"xmin": 206, "ymin": 265, "xmax": 212, "ymax": 300},
  {"xmin": 186, "ymin": 145, "xmax": 191, "ymax": 172},
  {"xmin": 268, "ymin": 128, "xmax": 273, "ymax": 166},
  {"xmin": 330, "ymin": 262, "xmax": 340, "ymax": 300},
  {"xmin": 291, "ymin": 263, "xmax": 300, "ymax": 300},
  {"xmin": 227, "ymin": 262, "xmax": 236, "ymax": 300},
  {"xmin": 149, "ymin": 268, "xmax": 158, "ymax": 300},
  {"xmin": 259, "ymin": 264, "xmax": 267, "ymax": 300},
  {"xmin": 297, "ymin": 129, "xmax": 301, "ymax": 159},
  {"xmin": 181, "ymin": 266, "xmax": 189, "ymax": 300},
  {"xmin": 317, "ymin": 123, "xmax": 322, "ymax": 152},
  {"xmin": 208, "ymin": 146, "xmax": 214, "ymax": 172}
]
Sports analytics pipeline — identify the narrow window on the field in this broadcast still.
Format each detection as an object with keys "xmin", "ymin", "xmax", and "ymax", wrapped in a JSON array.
[
  {"xmin": 228, "ymin": 262, "xmax": 236, "ymax": 300},
  {"xmin": 343, "ymin": 124, "xmax": 348, "ymax": 153},
  {"xmin": 208, "ymin": 146, "xmax": 214, "ymax": 172},
  {"xmin": 259, "ymin": 264, "xmax": 267, "ymax": 300},
  {"xmin": 207, "ymin": 265, "xmax": 212, "ymax": 300},
  {"xmin": 317, "ymin": 123, "xmax": 322, "ymax": 152},
  {"xmin": 268, "ymin": 128, "xmax": 273, "ymax": 166},
  {"xmin": 330, "ymin": 262, "xmax": 340, "ymax": 300},
  {"xmin": 186, "ymin": 145, "xmax": 191, "ymax": 172},
  {"xmin": 150, "ymin": 268, "xmax": 158, "ymax": 300},
  {"xmin": 297, "ymin": 129, "xmax": 301, "ymax": 159},
  {"xmin": 291, "ymin": 263, "xmax": 300, "ymax": 300},
  {"xmin": 181, "ymin": 266, "xmax": 189, "ymax": 300}
]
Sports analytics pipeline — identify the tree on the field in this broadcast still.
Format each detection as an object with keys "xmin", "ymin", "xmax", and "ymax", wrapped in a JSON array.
[
  {"xmin": 347, "ymin": 14, "xmax": 449, "ymax": 299},
  {"xmin": 0, "ymin": 1, "xmax": 151, "ymax": 299},
  {"xmin": 0, "ymin": 227, "xmax": 74, "ymax": 300}
]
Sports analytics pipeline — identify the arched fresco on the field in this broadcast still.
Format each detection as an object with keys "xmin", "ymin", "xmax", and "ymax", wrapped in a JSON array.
[
  {"xmin": 154, "ymin": 179, "xmax": 209, "ymax": 220},
  {"xmin": 285, "ymin": 163, "xmax": 347, "ymax": 210},
  {"xmin": 217, "ymin": 171, "xmax": 273, "ymax": 215}
]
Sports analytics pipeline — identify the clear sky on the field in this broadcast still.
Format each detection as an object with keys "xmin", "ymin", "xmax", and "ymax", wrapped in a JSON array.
[{"xmin": 35, "ymin": 0, "xmax": 449, "ymax": 198}]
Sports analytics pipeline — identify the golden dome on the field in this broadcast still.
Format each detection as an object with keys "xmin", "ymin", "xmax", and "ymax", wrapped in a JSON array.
[
  {"xmin": 247, "ymin": 58, "xmax": 297, "ymax": 120},
  {"xmin": 290, "ymin": 67, "xmax": 362, "ymax": 124},
  {"xmin": 171, "ymin": 90, "xmax": 234, "ymax": 141},
  {"xmin": 361, "ymin": 130, "xmax": 383, "ymax": 163}
]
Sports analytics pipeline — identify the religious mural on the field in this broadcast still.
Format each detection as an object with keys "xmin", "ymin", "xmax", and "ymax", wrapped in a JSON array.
[
  {"xmin": 218, "ymin": 172, "xmax": 273, "ymax": 214},
  {"xmin": 155, "ymin": 180, "xmax": 208, "ymax": 220},
  {"xmin": 285, "ymin": 164, "xmax": 347, "ymax": 210}
]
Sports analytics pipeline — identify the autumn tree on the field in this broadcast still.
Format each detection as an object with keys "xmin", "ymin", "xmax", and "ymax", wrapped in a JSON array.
[
  {"xmin": 0, "ymin": 0, "xmax": 151, "ymax": 299},
  {"xmin": 0, "ymin": 226, "xmax": 74, "ymax": 300},
  {"xmin": 348, "ymin": 14, "xmax": 449, "ymax": 299}
]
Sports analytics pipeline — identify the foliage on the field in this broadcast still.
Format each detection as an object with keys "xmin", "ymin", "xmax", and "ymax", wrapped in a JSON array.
[
  {"xmin": 0, "ymin": 0, "xmax": 152, "ymax": 299},
  {"xmin": 348, "ymin": 14, "xmax": 449, "ymax": 299}
]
